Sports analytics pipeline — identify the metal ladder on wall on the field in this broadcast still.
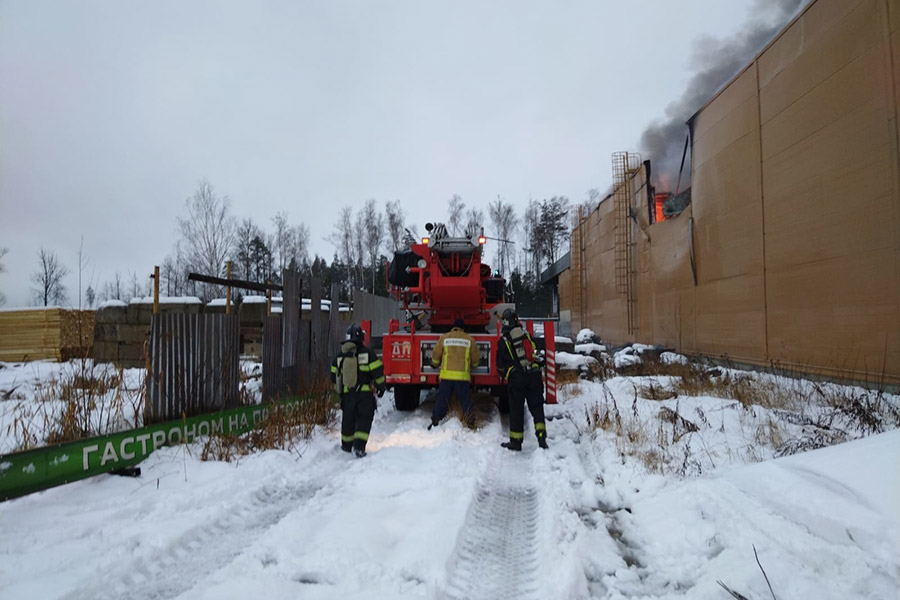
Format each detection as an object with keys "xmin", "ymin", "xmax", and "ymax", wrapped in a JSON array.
[
  {"xmin": 612, "ymin": 151, "xmax": 641, "ymax": 335},
  {"xmin": 571, "ymin": 206, "xmax": 585, "ymax": 330}
]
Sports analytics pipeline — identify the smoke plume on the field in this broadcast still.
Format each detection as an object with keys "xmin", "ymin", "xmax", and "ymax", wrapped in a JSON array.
[{"xmin": 639, "ymin": 0, "xmax": 808, "ymax": 190}]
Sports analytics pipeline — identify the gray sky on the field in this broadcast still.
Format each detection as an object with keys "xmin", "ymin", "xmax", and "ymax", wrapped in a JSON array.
[{"xmin": 1, "ymin": 0, "xmax": 798, "ymax": 307}]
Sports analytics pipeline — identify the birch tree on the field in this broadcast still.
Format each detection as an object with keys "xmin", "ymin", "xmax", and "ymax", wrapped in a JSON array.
[
  {"xmin": 488, "ymin": 198, "xmax": 517, "ymax": 279},
  {"xmin": 447, "ymin": 194, "xmax": 465, "ymax": 236},
  {"xmin": 465, "ymin": 207, "xmax": 485, "ymax": 237},
  {"xmin": 177, "ymin": 179, "xmax": 235, "ymax": 300},
  {"xmin": 362, "ymin": 199, "xmax": 385, "ymax": 293},
  {"xmin": 384, "ymin": 199, "xmax": 406, "ymax": 252}
]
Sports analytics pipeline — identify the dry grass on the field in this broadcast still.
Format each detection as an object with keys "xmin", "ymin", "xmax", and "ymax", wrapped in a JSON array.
[
  {"xmin": 6, "ymin": 360, "xmax": 144, "ymax": 451},
  {"xmin": 571, "ymin": 352, "xmax": 900, "ymax": 475},
  {"xmin": 201, "ymin": 385, "xmax": 339, "ymax": 462}
]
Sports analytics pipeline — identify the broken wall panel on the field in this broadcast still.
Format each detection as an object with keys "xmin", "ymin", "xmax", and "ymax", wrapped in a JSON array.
[{"xmin": 690, "ymin": 64, "xmax": 768, "ymax": 362}]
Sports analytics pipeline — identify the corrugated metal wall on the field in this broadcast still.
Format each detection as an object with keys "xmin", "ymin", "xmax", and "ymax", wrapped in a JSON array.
[
  {"xmin": 147, "ymin": 313, "xmax": 240, "ymax": 423},
  {"xmin": 262, "ymin": 276, "xmax": 344, "ymax": 400},
  {"xmin": 352, "ymin": 289, "xmax": 404, "ymax": 341},
  {"xmin": 564, "ymin": 0, "xmax": 900, "ymax": 385}
]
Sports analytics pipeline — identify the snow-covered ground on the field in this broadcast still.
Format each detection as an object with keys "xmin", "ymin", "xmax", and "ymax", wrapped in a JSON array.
[{"xmin": 1, "ymin": 347, "xmax": 898, "ymax": 599}]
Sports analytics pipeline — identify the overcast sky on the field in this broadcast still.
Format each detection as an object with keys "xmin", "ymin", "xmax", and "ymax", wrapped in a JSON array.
[{"xmin": 0, "ymin": 0, "xmax": 802, "ymax": 307}]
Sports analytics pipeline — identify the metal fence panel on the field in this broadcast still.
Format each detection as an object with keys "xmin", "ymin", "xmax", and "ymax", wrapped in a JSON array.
[
  {"xmin": 148, "ymin": 313, "xmax": 239, "ymax": 423},
  {"xmin": 352, "ymin": 289, "xmax": 404, "ymax": 341}
]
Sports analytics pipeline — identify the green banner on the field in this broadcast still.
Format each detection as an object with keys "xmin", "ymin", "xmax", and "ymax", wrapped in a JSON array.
[{"xmin": 0, "ymin": 400, "xmax": 301, "ymax": 501}]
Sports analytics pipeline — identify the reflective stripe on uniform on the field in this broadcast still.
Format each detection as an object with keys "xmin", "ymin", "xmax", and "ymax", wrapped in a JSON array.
[
  {"xmin": 440, "ymin": 369, "xmax": 470, "ymax": 381},
  {"xmin": 354, "ymin": 431, "xmax": 369, "ymax": 441},
  {"xmin": 341, "ymin": 434, "xmax": 354, "ymax": 443},
  {"xmin": 343, "ymin": 384, "xmax": 373, "ymax": 392},
  {"xmin": 359, "ymin": 359, "xmax": 382, "ymax": 372},
  {"xmin": 535, "ymin": 422, "xmax": 546, "ymax": 432},
  {"xmin": 509, "ymin": 430, "xmax": 524, "ymax": 440}
]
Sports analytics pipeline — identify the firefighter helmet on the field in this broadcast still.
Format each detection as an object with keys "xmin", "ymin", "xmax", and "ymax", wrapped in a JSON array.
[
  {"xmin": 501, "ymin": 308, "xmax": 519, "ymax": 328},
  {"xmin": 346, "ymin": 323, "xmax": 365, "ymax": 343}
]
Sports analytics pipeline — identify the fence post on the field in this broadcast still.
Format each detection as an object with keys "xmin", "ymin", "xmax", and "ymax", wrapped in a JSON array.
[
  {"xmin": 226, "ymin": 261, "xmax": 232, "ymax": 315},
  {"xmin": 153, "ymin": 266, "xmax": 159, "ymax": 314},
  {"xmin": 544, "ymin": 320, "xmax": 557, "ymax": 404}
]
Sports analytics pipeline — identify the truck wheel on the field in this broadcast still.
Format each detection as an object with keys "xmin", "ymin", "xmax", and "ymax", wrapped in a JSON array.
[
  {"xmin": 394, "ymin": 385, "xmax": 421, "ymax": 411},
  {"xmin": 492, "ymin": 386, "xmax": 510, "ymax": 414}
]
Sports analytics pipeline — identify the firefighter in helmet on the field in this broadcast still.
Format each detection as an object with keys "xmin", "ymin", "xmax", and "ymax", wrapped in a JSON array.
[
  {"xmin": 330, "ymin": 323, "xmax": 385, "ymax": 458},
  {"xmin": 496, "ymin": 308, "xmax": 548, "ymax": 450},
  {"xmin": 429, "ymin": 318, "xmax": 480, "ymax": 429}
]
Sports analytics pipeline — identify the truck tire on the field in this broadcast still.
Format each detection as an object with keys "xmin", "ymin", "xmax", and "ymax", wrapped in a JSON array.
[
  {"xmin": 491, "ymin": 385, "xmax": 510, "ymax": 414},
  {"xmin": 394, "ymin": 384, "xmax": 421, "ymax": 411}
]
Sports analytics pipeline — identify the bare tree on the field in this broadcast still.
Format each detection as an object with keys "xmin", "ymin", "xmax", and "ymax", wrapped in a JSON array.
[
  {"xmin": 447, "ymin": 194, "xmax": 465, "ymax": 236},
  {"xmin": 361, "ymin": 199, "xmax": 385, "ymax": 292},
  {"xmin": 488, "ymin": 197, "xmax": 518, "ymax": 279},
  {"xmin": 291, "ymin": 223, "xmax": 310, "ymax": 268},
  {"xmin": 128, "ymin": 271, "xmax": 141, "ymax": 301},
  {"xmin": 272, "ymin": 211, "xmax": 291, "ymax": 275},
  {"xmin": 465, "ymin": 207, "xmax": 485, "ymax": 237},
  {"xmin": 113, "ymin": 272, "xmax": 123, "ymax": 300},
  {"xmin": 160, "ymin": 254, "xmax": 187, "ymax": 297},
  {"xmin": 329, "ymin": 206, "xmax": 358, "ymax": 297},
  {"xmin": 384, "ymin": 199, "xmax": 406, "ymax": 252},
  {"xmin": 76, "ymin": 236, "xmax": 90, "ymax": 309},
  {"xmin": 521, "ymin": 200, "xmax": 542, "ymax": 277},
  {"xmin": 272, "ymin": 212, "xmax": 311, "ymax": 278},
  {"xmin": 177, "ymin": 179, "xmax": 235, "ymax": 300},
  {"xmin": 31, "ymin": 248, "xmax": 69, "ymax": 306},
  {"xmin": 353, "ymin": 209, "xmax": 367, "ymax": 290}
]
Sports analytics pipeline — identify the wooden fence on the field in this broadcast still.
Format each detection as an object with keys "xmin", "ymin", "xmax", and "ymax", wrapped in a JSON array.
[{"xmin": 147, "ymin": 313, "xmax": 240, "ymax": 423}]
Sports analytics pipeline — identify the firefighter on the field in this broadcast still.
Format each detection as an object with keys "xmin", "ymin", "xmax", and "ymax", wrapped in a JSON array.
[
  {"xmin": 330, "ymin": 323, "xmax": 385, "ymax": 458},
  {"xmin": 496, "ymin": 308, "xmax": 548, "ymax": 451},
  {"xmin": 429, "ymin": 318, "xmax": 480, "ymax": 429}
]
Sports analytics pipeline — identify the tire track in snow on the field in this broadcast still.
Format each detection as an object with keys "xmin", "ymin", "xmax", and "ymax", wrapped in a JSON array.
[
  {"xmin": 440, "ymin": 453, "xmax": 542, "ymax": 600},
  {"xmin": 59, "ymin": 479, "xmax": 324, "ymax": 600}
]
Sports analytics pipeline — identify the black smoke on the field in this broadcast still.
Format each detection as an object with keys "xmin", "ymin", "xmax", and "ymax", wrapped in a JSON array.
[{"xmin": 639, "ymin": 0, "xmax": 808, "ymax": 190}]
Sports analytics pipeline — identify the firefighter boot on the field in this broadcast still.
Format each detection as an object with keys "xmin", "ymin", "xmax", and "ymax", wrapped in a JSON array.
[
  {"xmin": 537, "ymin": 431, "xmax": 549, "ymax": 450},
  {"xmin": 353, "ymin": 440, "xmax": 367, "ymax": 458},
  {"xmin": 501, "ymin": 438, "xmax": 522, "ymax": 452},
  {"xmin": 341, "ymin": 443, "xmax": 352, "ymax": 453}
]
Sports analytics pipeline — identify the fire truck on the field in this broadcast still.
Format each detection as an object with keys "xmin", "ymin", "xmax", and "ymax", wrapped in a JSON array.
[{"xmin": 381, "ymin": 223, "xmax": 514, "ymax": 411}]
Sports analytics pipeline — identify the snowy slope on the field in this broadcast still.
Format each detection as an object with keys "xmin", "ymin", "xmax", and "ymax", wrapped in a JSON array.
[{"xmin": 1, "ymin": 383, "xmax": 897, "ymax": 600}]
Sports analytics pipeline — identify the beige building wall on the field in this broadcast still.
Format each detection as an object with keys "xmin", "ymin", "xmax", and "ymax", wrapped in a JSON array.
[{"xmin": 566, "ymin": 0, "xmax": 900, "ymax": 385}]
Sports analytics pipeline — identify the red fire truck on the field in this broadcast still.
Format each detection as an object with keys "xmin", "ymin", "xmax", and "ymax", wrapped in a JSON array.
[{"xmin": 381, "ymin": 223, "xmax": 513, "ymax": 411}]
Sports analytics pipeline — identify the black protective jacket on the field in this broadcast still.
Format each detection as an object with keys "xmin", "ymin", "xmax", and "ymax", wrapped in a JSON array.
[{"xmin": 330, "ymin": 343, "xmax": 385, "ymax": 394}]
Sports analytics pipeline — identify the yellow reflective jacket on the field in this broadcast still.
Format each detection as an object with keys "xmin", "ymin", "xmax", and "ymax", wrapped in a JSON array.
[{"xmin": 431, "ymin": 327, "xmax": 479, "ymax": 381}]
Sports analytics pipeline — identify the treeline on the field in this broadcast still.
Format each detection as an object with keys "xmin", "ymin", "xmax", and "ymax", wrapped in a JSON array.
[{"xmin": 21, "ymin": 179, "xmax": 595, "ymax": 316}]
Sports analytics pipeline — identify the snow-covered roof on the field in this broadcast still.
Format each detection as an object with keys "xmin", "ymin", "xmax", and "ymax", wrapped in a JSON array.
[
  {"xmin": 129, "ymin": 296, "xmax": 203, "ymax": 305},
  {"xmin": 97, "ymin": 300, "xmax": 127, "ymax": 309}
]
